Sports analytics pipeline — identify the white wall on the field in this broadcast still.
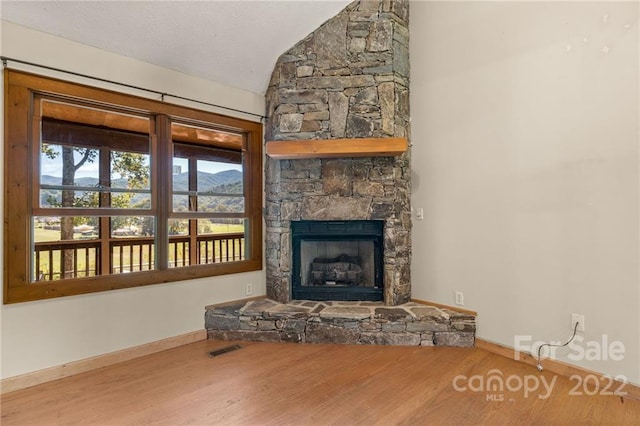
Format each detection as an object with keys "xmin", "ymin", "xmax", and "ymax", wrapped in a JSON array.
[
  {"xmin": 411, "ymin": 2, "xmax": 639, "ymax": 385},
  {"xmin": 0, "ymin": 21, "xmax": 266, "ymax": 379}
]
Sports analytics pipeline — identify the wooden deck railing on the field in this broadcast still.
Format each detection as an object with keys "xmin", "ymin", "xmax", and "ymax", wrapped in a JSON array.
[
  {"xmin": 34, "ymin": 239, "xmax": 101, "ymax": 281},
  {"xmin": 33, "ymin": 232, "xmax": 245, "ymax": 281}
]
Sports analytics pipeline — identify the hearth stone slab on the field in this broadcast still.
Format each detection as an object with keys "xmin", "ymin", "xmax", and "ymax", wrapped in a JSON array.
[
  {"xmin": 263, "ymin": 304, "xmax": 311, "ymax": 318},
  {"xmin": 374, "ymin": 307, "xmax": 413, "ymax": 321},
  {"xmin": 409, "ymin": 306, "xmax": 449, "ymax": 320},
  {"xmin": 239, "ymin": 299, "xmax": 280, "ymax": 315},
  {"xmin": 319, "ymin": 306, "xmax": 372, "ymax": 320},
  {"xmin": 205, "ymin": 299, "xmax": 475, "ymax": 347}
]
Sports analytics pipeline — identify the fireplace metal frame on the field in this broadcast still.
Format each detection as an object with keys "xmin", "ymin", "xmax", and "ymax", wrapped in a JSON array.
[{"xmin": 291, "ymin": 220, "xmax": 384, "ymax": 301}]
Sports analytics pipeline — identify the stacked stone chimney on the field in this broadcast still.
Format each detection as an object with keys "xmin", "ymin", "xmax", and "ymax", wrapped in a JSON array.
[{"xmin": 264, "ymin": 0, "xmax": 411, "ymax": 305}]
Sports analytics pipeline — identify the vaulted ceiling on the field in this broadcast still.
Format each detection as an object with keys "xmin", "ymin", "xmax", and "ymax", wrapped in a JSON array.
[{"xmin": 1, "ymin": 0, "xmax": 351, "ymax": 94}]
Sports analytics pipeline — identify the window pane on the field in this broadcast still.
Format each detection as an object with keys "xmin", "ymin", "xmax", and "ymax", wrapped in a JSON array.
[
  {"xmin": 110, "ymin": 149, "xmax": 151, "ymax": 209},
  {"xmin": 168, "ymin": 238, "xmax": 190, "ymax": 269},
  {"xmin": 34, "ymin": 216, "xmax": 99, "ymax": 242},
  {"xmin": 111, "ymin": 150, "xmax": 150, "ymax": 190},
  {"xmin": 172, "ymin": 195, "xmax": 190, "ymax": 212},
  {"xmin": 165, "ymin": 219, "xmax": 247, "ymax": 267},
  {"xmin": 197, "ymin": 219, "xmax": 247, "ymax": 264},
  {"xmin": 196, "ymin": 159, "xmax": 243, "ymax": 193},
  {"xmin": 111, "ymin": 216, "xmax": 154, "ymax": 238},
  {"xmin": 33, "ymin": 216, "xmax": 100, "ymax": 282},
  {"xmin": 172, "ymin": 157, "xmax": 189, "ymax": 193},
  {"xmin": 196, "ymin": 158, "xmax": 243, "ymax": 213},
  {"xmin": 40, "ymin": 100, "xmax": 151, "ymax": 210},
  {"xmin": 172, "ymin": 151, "xmax": 190, "ymax": 212},
  {"xmin": 40, "ymin": 187, "xmax": 100, "ymax": 209},
  {"xmin": 110, "ymin": 217, "xmax": 155, "ymax": 274},
  {"xmin": 172, "ymin": 124, "xmax": 244, "ymax": 214},
  {"xmin": 40, "ymin": 144, "xmax": 100, "ymax": 208},
  {"xmin": 168, "ymin": 219, "xmax": 189, "ymax": 236},
  {"xmin": 197, "ymin": 195, "xmax": 244, "ymax": 213},
  {"xmin": 196, "ymin": 219, "xmax": 245, "ymax": 235},
  {"xmin": 40, "ymin": 144, "xmax": 99, "ymax": 184},
  {"xmin": 112, "ymin": 192, "xmax": 152, "ymax": 209},
  {"xmin": 168, "ymin": 219, "xmax": 190, "ymax": 268}
]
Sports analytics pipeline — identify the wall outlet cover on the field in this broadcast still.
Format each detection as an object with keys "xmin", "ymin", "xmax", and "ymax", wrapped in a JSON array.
[{"xmin": 571, "ymin": 313, "xmax": 585, "ymax": 332}]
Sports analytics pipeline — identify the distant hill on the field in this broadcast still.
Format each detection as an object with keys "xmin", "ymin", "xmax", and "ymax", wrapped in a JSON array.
[
  {"xmin": 41, "ymin": 169, "xmax": 242, "ymax": 192},
  {"xmin": 172, "ymin": 169, "xmax": 243, "ymax": 193},
  {"xmin": 40, "ymin": 175, "xmax": 128, "ymax": 188},
  {"xmin": 40, "ymin": 169, "xmax": 243, "ymax": 210}
]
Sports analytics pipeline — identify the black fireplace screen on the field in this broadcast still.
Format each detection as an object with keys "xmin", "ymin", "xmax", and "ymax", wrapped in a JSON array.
[{"xmin": 291, "ymin": 220, "xmax": 383, "ymax": 301}]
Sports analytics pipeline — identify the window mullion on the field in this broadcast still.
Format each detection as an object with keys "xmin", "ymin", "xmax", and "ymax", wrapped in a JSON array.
[
  {"xmin": 188, "ymin": 157, "xmax": 198, "ymax": 266},
  {"xmin": 99, "ymin": 147, "xmax": 111, "ymax": 275},
  {"xmin": 155, "ymin": 115, "xmax": 171, "ymax": 270}
]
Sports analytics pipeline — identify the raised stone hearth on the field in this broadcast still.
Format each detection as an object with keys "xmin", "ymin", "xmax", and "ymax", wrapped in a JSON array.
[{"xmin": 206, "ymin": 299, "xmax": 475, "ymax": 347}]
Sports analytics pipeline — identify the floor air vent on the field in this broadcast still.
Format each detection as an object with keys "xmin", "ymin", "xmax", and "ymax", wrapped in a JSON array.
[{"xmin": 209, "ymin": 344, "xmax": 242, "ymax": 357}]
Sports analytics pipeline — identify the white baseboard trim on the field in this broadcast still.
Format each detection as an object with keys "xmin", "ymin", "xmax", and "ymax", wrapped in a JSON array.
[{"xmin": 1, "ymin": 329, "xmax": 207, "ymax": 395}]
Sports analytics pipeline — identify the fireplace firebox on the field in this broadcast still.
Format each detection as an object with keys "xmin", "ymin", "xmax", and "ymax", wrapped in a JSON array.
[{"xmin": 291, "ymin": 220, "xmax": 384, "ymax": 301}]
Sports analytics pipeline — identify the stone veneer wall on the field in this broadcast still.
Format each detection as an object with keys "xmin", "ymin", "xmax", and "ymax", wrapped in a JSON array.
[{"xmin": 264, "ymin": 0, "xmax": 411, "ymax": 305}]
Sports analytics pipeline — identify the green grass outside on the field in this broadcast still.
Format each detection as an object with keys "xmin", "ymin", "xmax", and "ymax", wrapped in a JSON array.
[{"xmin": 34, "ymin": 223, "xmax": 244, "ymax": 243}]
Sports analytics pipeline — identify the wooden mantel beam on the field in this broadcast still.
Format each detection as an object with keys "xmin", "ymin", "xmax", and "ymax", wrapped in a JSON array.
[{"xmin": 265, "ymin": 137, "xmax": 407, "ymax": 160}]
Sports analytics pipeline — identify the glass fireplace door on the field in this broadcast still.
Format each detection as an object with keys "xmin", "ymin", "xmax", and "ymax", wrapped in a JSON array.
[{"xmin": 291, "ymin": 220, "xmax": 383, "ymax": 301}]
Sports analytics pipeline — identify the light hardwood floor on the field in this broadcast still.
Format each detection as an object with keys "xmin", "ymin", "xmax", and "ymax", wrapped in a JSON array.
[{"xmin": 2, "ymin": 340, "xmax": 639, "ymax": 425}]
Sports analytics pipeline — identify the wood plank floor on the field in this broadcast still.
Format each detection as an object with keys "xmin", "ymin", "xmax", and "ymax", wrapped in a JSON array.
[{"xmin": 2, "ymin": 340, "xmax": 639, "ymax": 425}]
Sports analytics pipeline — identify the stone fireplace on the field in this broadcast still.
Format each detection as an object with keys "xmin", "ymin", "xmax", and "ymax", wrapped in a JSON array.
[
  {"xmin": 206, "ymin": 0, "xmax": 475, "ymax": 349},
  {"xmin": 264, "ymin": 0, "xmax": 411, "ymax": 305}
]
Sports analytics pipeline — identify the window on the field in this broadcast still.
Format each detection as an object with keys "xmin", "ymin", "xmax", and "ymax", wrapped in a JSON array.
[{"xmin": 4, "ymin": 70, "xmax": 263, "ymax": 303}]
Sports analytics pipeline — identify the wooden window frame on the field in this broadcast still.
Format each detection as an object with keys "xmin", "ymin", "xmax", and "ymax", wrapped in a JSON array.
[{"xmin": 4, "ymin": 70, "xmax": 263, "ymax": 304}]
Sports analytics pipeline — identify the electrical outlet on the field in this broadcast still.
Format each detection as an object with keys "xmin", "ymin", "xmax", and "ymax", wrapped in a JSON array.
[
  {"xmin": 245, "ymin": 283, "xmax": 253, "ymax": 296},
  {"xmin": 455, "ymin": 291, "xmax": 464, "ymax": 306},
  {"xmin": 416, "ymin": 208, "xmax": 424, "ymax": 220},
  {"xmin": 571, "ymin": 313, "xmax": 585, "ymax": 332}
]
